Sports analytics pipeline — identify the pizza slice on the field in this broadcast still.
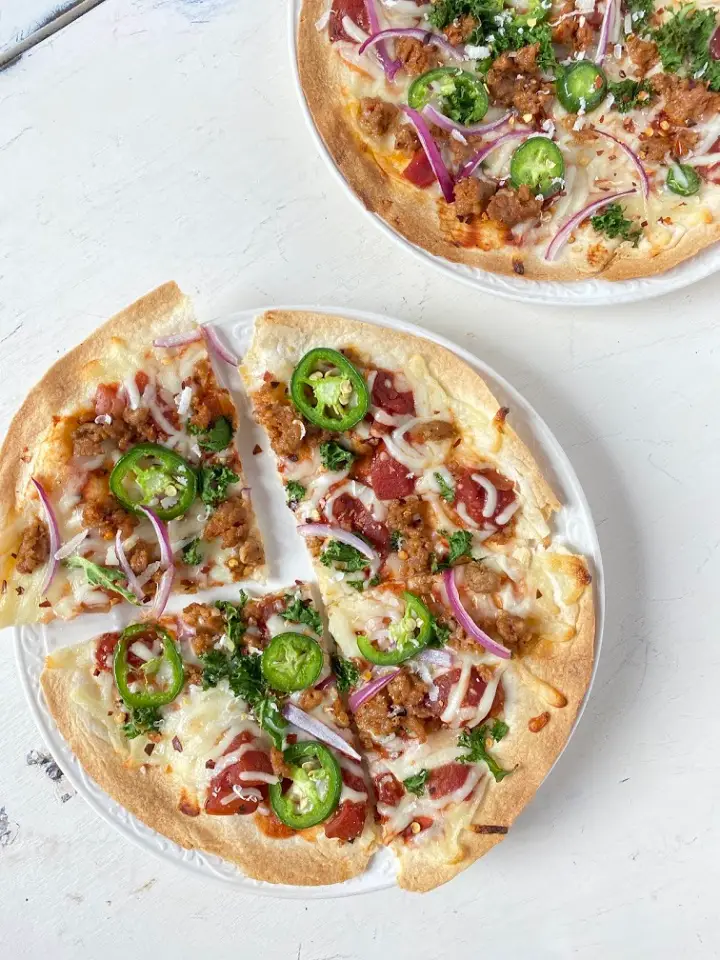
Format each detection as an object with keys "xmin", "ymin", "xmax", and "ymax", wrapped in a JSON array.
[
  {"xmin": 41, "ymin": 584, "xmax": 377, "ymax": 885},
  {"xmin": 241, "ymin": 309, "xmax": 559, "ymax": 606},
  {"xmin": 327, "ymin": 545, "xmax": 593, "ymax": 891},
  {"xmin": 0, "ymin": 283, "xmax": 265, "ymax": 626}
]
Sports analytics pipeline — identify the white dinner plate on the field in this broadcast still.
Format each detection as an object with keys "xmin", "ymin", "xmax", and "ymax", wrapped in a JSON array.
[
  {"xmin": 288, "ymin": 1, "xmax": 720, "ymax": 306},
  {"xmin": 15, "ymin": 306, "xmax": 605, "ymax": 897}
]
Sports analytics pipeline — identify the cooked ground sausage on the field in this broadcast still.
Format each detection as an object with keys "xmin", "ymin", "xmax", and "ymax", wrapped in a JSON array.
[
  {"xmin": 453, "ymin": 178, "xmax": 497, "ymax": 221},
  {"xmin": 188, "ymin": 359, "xmax": 233, "ymax": 432},
  {"xmin": 387, "ymin": 497, "xmax": 434, "ymax": 583},
  {"xmin": 487, "ymin": 185, "xmax": 542, "ymax": 227},
  {"xmin": 395, "ymin": 124, "xmax": 421, "ymax": 155},
  {"xmin": 443, "ymin": 14, "xmax": 477, "ymax": 45},
  {"xmin": 627, "ymin": 34, "xmax": 659, "ymax": 76},
  {"xmin": 496, "ymin": 611, "xmax": 528, "ymax": 646},
  {"xmin": 183, "ymin": 601, "xmax": 224, "ymax": 655},
  {"xmin": 332, "ymin": 693, "xmax": 351, "ymax": 729},
  {"xmin": 358, "ymin": 97, "xmax": 398, "ymax": 138},
  {"xmin": 252, "ymin": 382, "xmax": 307, "ymax": 458},
  {"xmin": 298, "ymin": 688, "xmax": 324, "ymax": 711},
  {"xmin": 464, "ymin": 561, "xmax": 501, "ymax": 594},
  {"xmin": 73, "ymin": 422, "xmax": 108, "ymax": 458},
  {"xmin": 651, "ymin": 74, "xmax": 720, "ymax": 127},
  {"xmin": 639, "ymin": 125, "xmax": 699, "ymax": 163},
  {"xmin": 487, "ymin": 46, "xmax": 553, "ymax": 120},
  {"xmin": 81, "ymin": 471, "xmax": 137, "ymax": 540},
  {"xmin": 271, "ymin": 747, "xmax": 292, "ymax": 779},
  {"xmin": 204, "ymin": 496, "xmax": 248, "ymax": 549},
  {"xmin": 407, "ymin": 420, "xmax": 458, "ymax": 444},
  {"xmin": 15, "ymin": 519, "xmax": 50, "ymax": 575},
  {"xmin": 126, "ymin": 539, "xmax": 152, "ymax": 575},
  {"xmin": 396, "ymin": 37, "xmax": 440, "ymax": 77},
  {"xmin": 354, "ymin": 670, "xmax": 435, "ymax": 747},
  {"xmin": 552, "ymin": 1, "xmax": 596, "ymax": 53}
]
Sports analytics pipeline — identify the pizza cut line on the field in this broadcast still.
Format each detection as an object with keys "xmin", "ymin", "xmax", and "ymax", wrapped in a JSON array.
[
  {"xmin": 298, "ymin": 0, "xmax": 720, "ymax": 281},
  {"xmin": 10, "ymin": 290, "xmax": 594, "ymax": 892}
]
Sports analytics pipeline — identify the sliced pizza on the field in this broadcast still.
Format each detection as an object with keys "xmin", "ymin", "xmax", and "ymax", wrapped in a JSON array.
[
  {"xmin": 0, "ymin": 283, "xmax": 265, "ymax": 626},
  {"xmin": 41, "ymin": 584, "xmax": 377, "ymax": 885},
  {"xmin": 241, "ymin": 309, "xmax": 594, "ymax": 890},
  {"xmin": 298, "ymin": 0, "xmax": 720, "ymax": 281}
]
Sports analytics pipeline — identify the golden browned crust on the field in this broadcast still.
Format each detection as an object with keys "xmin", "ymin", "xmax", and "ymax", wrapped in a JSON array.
[
  {"xmin": 297, "ymin": 0, "xmax": 720, "ymax": 282},
  {"xmin": 41, "ymin": 662, "xmax": 376, "ymax": 886}
]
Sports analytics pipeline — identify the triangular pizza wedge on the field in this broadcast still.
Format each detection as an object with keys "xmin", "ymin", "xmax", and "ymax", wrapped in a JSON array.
[
  {"xmin": 0, "ymin": 283, "xmax": 265, "ymax": 626},
  {"xmin": 41, "ymin": 584, "xmax": 377, "ymax": 885}
]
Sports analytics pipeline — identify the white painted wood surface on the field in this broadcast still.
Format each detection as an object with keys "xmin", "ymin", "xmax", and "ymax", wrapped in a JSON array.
[{"xmin": 1, "ymin": 2, "xmax": 719, "ymax": 957}]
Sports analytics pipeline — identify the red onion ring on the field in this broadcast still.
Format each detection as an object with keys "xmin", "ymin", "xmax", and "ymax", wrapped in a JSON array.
[
  {"xmin": 202, "ymin": 326, "xmax": 239, "ymax": 366},
  {"xmin": 457, "ymin": 130, "xmax": 537, "ymax": 181},
  {"xmin": 138, "ymin": 507, "xmax": 175, "ymax": 618},
  {"xmin": 359, "ymin": 27, "xmax": 464, "ymax": 62},
  {"xmin": 364, "ymin": 0, "xmax": 402, "ymax": 80},
  {"xmin": 594, "ymin": 0, "xmax": 616, "ymax": 65},
  {"xmin": 443, "ymin": 567, "xmax": 511, "ymax": 659},
  {"xmin": 712, "ymin": 25, "xmax": 720, "ymax": 60},
  {"xmin": 401, "ymin": 106, "xmax": 456, "ymax": 202},
  {"xmin": 544, "ymin": 187, "xmax": 637, "ymax": 262},
  {"xmin": 421, "ymin": 104, "xmax": 514, "ymax": 137},
  {"xmin": 153, "ymin": 330, "xmax": 203, "ymax": 349},
  {"xmin": 31, "ymin": 479, "xmax": 60, "ymax": 596},
  {"xmin": 297, "ymin": 523, "xmax": 378, "ymax": 561},
  {"xmin": 348, "ymin": 668, "xmax": 401, "ymax": 712},
  {"xmin": 282, "ymin": 703, "xmax": 362, "ymax": 761},
  {"xmin": 316, "ymin": 673, "xmax": 337, "ymax": 691},
  {"xmin": 115, "ymin": 529, "xmax": 146, "ymax": 601},
  {"xmin": 594, "ymin": 130, "xmax": 649, "ymax": 199}
]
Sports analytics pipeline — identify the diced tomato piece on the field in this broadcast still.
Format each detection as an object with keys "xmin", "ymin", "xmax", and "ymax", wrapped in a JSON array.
[
  {"xmin": 94, "ymin": 384, "xmax": 125, "ymax": 418},
  {"xmin": 94, "ymin": 632, "xmax": 120, "ymax": 672},
  {"xmin": 462, "ymin": 667, "xmax": 487, "ymax": 708},
  {"xmin": 426, "ymin": 763, "xmax": 469, "ymax": 800},
  {"xmin": 324, "ymin": 800, "xmax": 367, "ymax": 841},
  {"xmin": 331, "ymin": 492, "xmax": 389, "ymax": 552},
  {"xmin": 371, "ymin": 369, "xmax": 416, "ymax": 416},
  {"xmin": 374, "ymin": 771, "xmax": 405, "ymax": 807},
  {"xmin": 205, "ymin": 739, "xmax": 273, "ymax": 816},
  {"xmin": 403, "ymin": 149, "xmax": 436, "ymax": 189},
  {"xmin": 400, "ymin": 816, "xmax": 433, "ymax": 840},
  {"xmin": 370, "ymin": 449, "xmax": 416, "ymax": 500},
  {"xmin": 455, "ymin": 468, "xmax": 516, "ymax": 527},
  {"xmin": 328, "ymin": 0, "xmax": 370, "ymax": 42}
]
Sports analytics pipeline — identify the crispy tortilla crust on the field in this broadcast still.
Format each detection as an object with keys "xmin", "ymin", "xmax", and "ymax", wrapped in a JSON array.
[
  {"xmin": 395, "ymin": 586, "xmax": 595, "ymax": 891},
  {"xmin": 0, "ymin": 282, "xmax": 266, "ymax": 626},
  {"xmin": 41, "ymin": 663, "xmax": 376, "ymax": 886},
  {"xmin": 242, "ymin": 309, "xmax": 560, "ymax": 532},
  {"xmin": 243, "ymin": 310, "xmax": 595, "ymax": 891},
  {"xmin": 298, "ymin": 0, "xmax": 720, "ymax": 282}
]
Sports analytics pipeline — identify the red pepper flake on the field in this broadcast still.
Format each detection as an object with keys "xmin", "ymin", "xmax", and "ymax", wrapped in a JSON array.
[
  {"xmin": 252, "ymin": 444, "xmax": 262, "ymax": 455},
  {"xmin": 39, "ymin": 600, "xmax": 51, "ymax": 608},
  {"xmin": 16, "ymin": 586, "xmax": 24, "ymax": 596},
  {"xmin": 144, "ymin": 743, "xmax": 156, "ymax": 756},
  {"xmin": 205, "ymin": 759, "xmax": 216, "ymax": 769},
  {"xmin": 172, "ymin": 736, "xmax": 183, "ymax": 753},
  {"xmin": 1, "ymin": 580, "xmax": 7, "ymax": 595},
  {"xmin": 512, "ymin": 259, "xmax": 525, "ymax": 275}
]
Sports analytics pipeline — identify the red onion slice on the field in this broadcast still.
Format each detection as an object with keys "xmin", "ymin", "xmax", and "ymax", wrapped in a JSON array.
[
  {"xmin": 282, "ymin": 703, "xmax": 362, "ymax": 761},
  {"xmin": 544, "ymin": 187, "xmax": 637, "ymax": 262},
  {"xmin": 316, "ymin": 673, "xmax": 337, "ymax": 691},
  {"xmin": 594, "ymin": 0, "xmax": 616, "ymax": 65},
  {"xmin": 115, "ymin": 529, "xmax": 146, "ymax": 602},
  {"xmin": 417, "ymin": 647, "xmax": 454, "ymax": 668},
  {"xmin": 202, "ymin": 325, "xmax": 239, "ymax": 366},
  {"xmin": 443, "ymin": 567, "xmax": 511, "ymax": 659},
  {"xmin": 712, "ymin": 25, "xmax": 720, "ymax": 60},
  {"xmin": 457, "ymin": 130, "xmax": 536, "ymax": 181},
  {"xmin": 359, "ymin": 27, "xmax": 464, "ymax": 62},
  {"xmin": 297, "ymin": 523, "xmax": 378, "ymax": 561},
  {"xmin": 138, "ymin": 507, "xmax": 174, "ymax": 618},
  {"xmin": 421, "ymin": 104, "xmax": 514, "ymax": 136},
  {"xmin": 364, "ymin": 0, "xmax": 402, "ymax": 80},
  {"xmin": 348, "ymin": 668, "xmax": 401, "ymax": 712},
  {"xmin": 594, "ymin": 130, "xmax": 649, "ymax": 199},
  {"xmin": 31, "ymin": 479, "xmax": 60, "ymax": 596},
  {"xmin": 402, "ymin": 107, "xmax": 456, "ymax": 202},
  {"xmin": 153, "ymin": 330, "xmax": 203, "ymax": 349}
]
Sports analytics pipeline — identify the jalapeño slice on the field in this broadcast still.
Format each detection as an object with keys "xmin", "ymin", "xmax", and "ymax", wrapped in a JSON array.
[
  {"xmin": 666, "ymin": 163, "xmax": 701, "ymax": 197},
  {"xmin": 510, "ymin": 137, "xmax": 565, "ymax": 198},
  {"xmin": 408, "ymin": 67, "xmax": 489, "ymax": 124},
  {"xmin": 356, "ymin": 592, "xmax": 432, "ymax": 666},
  {"xmin": 556, "ymin": 61, "xmax": 608, "ymax": 114},
  {"xmin": 113, "ymin": 622, "xmax": 184, "ymax": 710},
  {"xmin": 269, "ymin": 741, "xmax": 342, "ymax": 830},
  {"xmin": 261, "ymin": 632, "xmax": 324, "ymax": 692},
  {"xmin": 110, "ymin": 443, "xmax": 197, "ymax": 521},
  {"xmin": 290, "ymin": 348, "xmax": 369, "ymax": 432}
]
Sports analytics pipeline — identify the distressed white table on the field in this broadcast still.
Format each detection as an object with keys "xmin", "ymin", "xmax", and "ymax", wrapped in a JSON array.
[{"xmin": 1, "ymin": 2, "xmax": 719, "ymax": 958}]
